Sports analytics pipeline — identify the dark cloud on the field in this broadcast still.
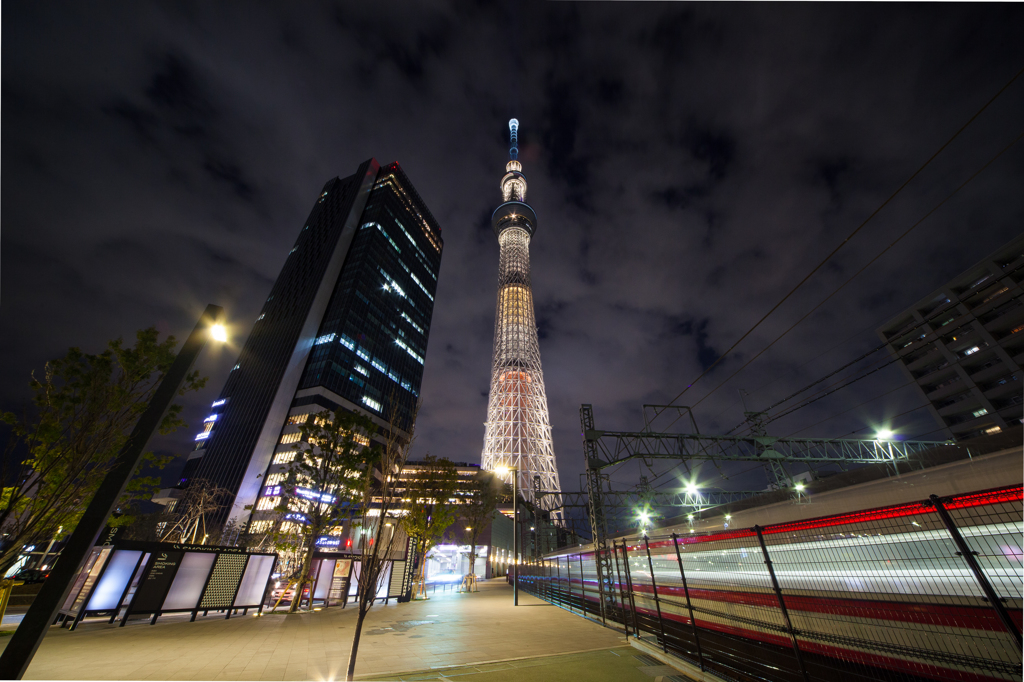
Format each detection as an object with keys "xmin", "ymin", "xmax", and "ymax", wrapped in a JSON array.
[{"xmin": 2, "ymin": 2, "xmax": 1023, "ymax": 511}]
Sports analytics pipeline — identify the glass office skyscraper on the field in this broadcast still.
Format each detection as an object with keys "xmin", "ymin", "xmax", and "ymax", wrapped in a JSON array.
[{"xmin": 174, "ymin": 160, "xmax": 443, "ymax": 530}]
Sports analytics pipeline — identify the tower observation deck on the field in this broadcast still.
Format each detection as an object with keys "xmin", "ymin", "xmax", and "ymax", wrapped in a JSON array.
[{"xmin": 481, "ymin": 119, "xmax": 563, "ymax": 513}]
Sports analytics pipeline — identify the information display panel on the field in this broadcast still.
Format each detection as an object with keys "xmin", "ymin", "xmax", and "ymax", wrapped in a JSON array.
[
  {"xmin": 314, "ymin": 560, "xmax": 336, "ymax": 600},
  {"xmin": 61, "ymin": 547, "xmax": 109, "ymax": 614},
  {"xmin": 233, "ymin": 555, "xmax": 275, "ymax": 608},
  {"xmin": 130, "ymin": 550, "xmax": 183, "ymax": 613},
  {"xmin": 86, "ymin": 549, "xmax": 142, "ymax": 611},
  {"xmin": 329, "ymin": 560, "xmax": 351, "ymax": 604},
  {"xmin": 67, "ymin": 547, "xmax": 112, "ymax": 614},
  {"xmin": 162, "ymin": 552, "xmax": 216, "ymax": 610},
  {"xmin": 199, "ymin": 553, "xmax": 248, "ymax": 610}
]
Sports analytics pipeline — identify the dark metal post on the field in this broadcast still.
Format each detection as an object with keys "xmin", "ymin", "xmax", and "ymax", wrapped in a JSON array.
[
  {"xmin": 619, "ymin": 542, "xmax": 640, "ymax": 637},
  {"xmin": 0, "ymin": 304, "xmax": 223, "ymax": 679},
  {"xmin": 566, "ymin": 555, "xmax": 573, "ymax": 613},
  {"xmin": 671, "ymin": 533, "xmax": 705, "ymax": 670},
  {"xmin": 512, "ymin": 474, "xmax": 518, "ymax": 606},
  {"xmin": 579, "ymin": 550, "xmax": 585, "ymax": 617},
  {"xmin": 755, "ymin": 526, "xmax": 810, "ymax": 682},
  {"xmin": 643, "ymin": 536, "xmax": 668, "ymax": 653},
  {"xmin": 555, "ymin": 555, "xmax": 562, "ymax": 608},
  {"xmin": 611, "ymin": 539, "xmax": 627, "ymax": 628},
  {"xmin": 930, "ymin": 494, "xmax": 1022, "ymax": 647}
]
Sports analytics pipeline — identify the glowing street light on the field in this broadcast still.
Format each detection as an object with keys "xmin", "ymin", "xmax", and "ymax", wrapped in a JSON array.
[
  {"xmin": 875, "ymin": 428, "xmax": 895, "ymax": 441},
  {"xmin": 795, "ymin": 482, "xmax": 806, "ymax": 492},
  {"xmin": 686, "ymin": 482, "xmax": 699, "ymax": 495},
  {"xmin": 210, "ymin": 323, "xmax": 229, "ymax": 343}
]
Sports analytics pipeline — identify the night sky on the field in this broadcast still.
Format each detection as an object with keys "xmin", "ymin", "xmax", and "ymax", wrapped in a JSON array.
[{"xmin": 3, "ymin": 3, "xmax": 1023, "ymax": 508}]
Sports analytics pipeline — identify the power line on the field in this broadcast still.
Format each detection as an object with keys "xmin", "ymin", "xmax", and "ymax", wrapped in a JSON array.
[
  {"xmin": 780, "ymin": 379, "xmax": 918, "ymax": 438},
  {"xmin": 725, "ymin": 343, "xmax": 887, "ymax": 434},
  {"xmin": 755, "ymin": 356, "xmax": 902, "ymax": 425},
  {"xmin": 658, "ymin": 65, "xmax": 1024, "ymax": 418},
  {"xmin": 691, "ymin": 126, "xmax": 1024, "ymax": 413},
  {"xmin": 733, "ymin": 291, "xmax": 987, "ymax": 438},
  {"xmin": 839, "ymin": 403, "xmax": 934, "ymax": 438}
]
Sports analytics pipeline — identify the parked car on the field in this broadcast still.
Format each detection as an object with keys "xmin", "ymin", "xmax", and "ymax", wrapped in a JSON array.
[{"xmin": 13, "ymin": 568, "xmax": 49, "ymax": 584}]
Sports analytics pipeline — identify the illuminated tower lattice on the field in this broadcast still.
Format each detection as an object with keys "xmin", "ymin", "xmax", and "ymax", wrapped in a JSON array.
[{"xmin": 481, "ymin": 119, "xmax": 562, "ymax": 512}]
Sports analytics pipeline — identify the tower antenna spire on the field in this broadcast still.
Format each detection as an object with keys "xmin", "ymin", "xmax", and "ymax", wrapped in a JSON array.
[{"xmin": 509, "ymin": 118, "xmax": 519, "ymax": 160}]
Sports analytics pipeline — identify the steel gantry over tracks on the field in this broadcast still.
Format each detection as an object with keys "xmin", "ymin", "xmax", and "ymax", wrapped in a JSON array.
[{"xmin": 577, "ymin": 403, "xmax": 951, "ymax": 625}]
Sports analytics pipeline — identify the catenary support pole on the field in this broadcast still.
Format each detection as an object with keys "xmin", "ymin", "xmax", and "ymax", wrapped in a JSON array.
[
  {"xmin": 930, "ymin": 494, "xmax": 1022, "ymax": 648},
  {"xmin": 671, "ymin": 533, "xmax": 705, "ymax": 670},
  {"xmin": 755, "ymin": 526, "xmax": 810, "ymax": 682},
  {"xmin": 0, "ymin": 305, "xmax": 223, "ymax": 680}
]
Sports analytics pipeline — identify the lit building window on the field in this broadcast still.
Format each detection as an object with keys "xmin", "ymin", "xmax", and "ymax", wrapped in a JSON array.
[
  {"xmin": 249, "ymin": 520, "xmax": 274, "ymax": 534},
  {"xmin": 963, "ymin": 346, "xmax": 980, "ymax": 356},
  {"xmin": 984, "ymin": 426, "xmax": 1003, "ymax": 435},
  {"xmin": 280, "ymin": 432, "xmax": 302, "ymax": 445},
  {"xmin": 362, "ymin": 396, "xmax": 382, "ymax": 412},
  {"xmin": 273, "ymin": 451, "xmax": 296, "ymax": 464},
  {"xmin": 287, "ymin": 413, "xmax": 309, "ymax": 425},
  {"xmin": 256, "ymin": 496, "xmax": 280, "ymax": 511},
  {"xmin": 972, "ymin": 408, "xmax": 989, "ymax": 418},
  {"xmin": 315, "ymin": 333, "xmax": 337, "ymax": 345},
  {"xmin": 265, "ymin": 473, "xmax": 285, "ymax": 486}
]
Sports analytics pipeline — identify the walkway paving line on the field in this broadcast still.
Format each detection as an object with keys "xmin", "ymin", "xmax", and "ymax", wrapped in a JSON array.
[{"xmin": 355, "ymin": 643, "xmax": 630, "ymax": 679}]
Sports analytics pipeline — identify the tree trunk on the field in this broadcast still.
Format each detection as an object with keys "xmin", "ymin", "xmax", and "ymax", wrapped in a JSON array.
[
  {"xmin": 345, "ymin": 605, "xmax": 369, "ymax": 681},
  {"xmin": 465, "ymin": 529, "xmax": 479, "ymax": 592},
  {"xmin": 288, "ymin": 540, "xmax": 316, "ymax": 613}
]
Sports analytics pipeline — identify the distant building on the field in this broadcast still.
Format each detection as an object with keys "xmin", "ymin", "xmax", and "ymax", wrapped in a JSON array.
[
  {"xmin": 158, "ymin": 160, "xmax": 443, "ymax": 529},
  {"xmin": 877, "ymin": 234, "xmax": 1024, "ymax": 441}
]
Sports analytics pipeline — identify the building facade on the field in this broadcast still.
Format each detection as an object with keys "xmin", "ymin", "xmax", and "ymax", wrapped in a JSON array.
[
  {"xmin": 170, "ymin": 160, "xmax": 443, "ymax": 530},
  {"xmin": 877, "ymin": 234, "xmax": 1024, "ymax": 441},
  {"xmin": 480, "ymin": 119, "xmax": 562, "ymax": 511}
]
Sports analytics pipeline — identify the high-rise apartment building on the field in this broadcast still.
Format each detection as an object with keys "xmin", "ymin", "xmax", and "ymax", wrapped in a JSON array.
[
  {"xmin": 171, "ymin": 160, "xmax": 443, "ymax": 529},
  {"xmin": 480, "ymin": 120, "xmax": 562, "ymax": 511},
  {"xmin": 877, "ymin": 234, "xmax": 1024, "ymax": 441}
]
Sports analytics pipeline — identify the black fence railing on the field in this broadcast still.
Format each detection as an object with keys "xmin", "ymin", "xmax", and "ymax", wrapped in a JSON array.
[{"xmin": 518, "ymin": 485, "xmax": 1023, "ymax": 682}]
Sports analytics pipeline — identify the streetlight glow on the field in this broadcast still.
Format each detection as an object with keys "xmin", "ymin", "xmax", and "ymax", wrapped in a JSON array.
[
  {"xmin": 686, "ymin": 483, "xmax": 699, "ymax": 495},
  {"xmin": 875, "ymin": 428, "xmax": 895, "ymax": 441},
  {"xmin": 210, "ymin": 323, "xmax": 228, "ymax": 343},
  {"xmin": 795, "ymin": 482, "xmax": 806, "ymax": 491}
]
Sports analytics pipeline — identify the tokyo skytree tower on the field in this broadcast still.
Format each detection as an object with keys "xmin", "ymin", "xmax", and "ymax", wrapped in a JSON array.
[{"xmin": 481, "ymin": 119, "xmax": 562, "ymax": 512}]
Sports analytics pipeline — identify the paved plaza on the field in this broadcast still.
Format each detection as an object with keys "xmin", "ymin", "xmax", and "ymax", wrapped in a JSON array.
[{"xmin": 0, "ymin": 580, "xmax": 637, "ymax": 680}]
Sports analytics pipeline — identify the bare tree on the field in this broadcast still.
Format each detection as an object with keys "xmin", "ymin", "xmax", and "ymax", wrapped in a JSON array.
[
  {"xmin": 344, "ymin": 403, "xmax": 413, "ymax": 682},
  {"xmin": 159, "ymin": 479, "xmax": 231, "ymax": 544}
]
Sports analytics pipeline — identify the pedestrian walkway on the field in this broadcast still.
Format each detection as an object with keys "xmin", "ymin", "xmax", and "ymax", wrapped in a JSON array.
[
  {"xmin": 360, "ymin": 647, "xmax": 681, "ymax": 681},
  {"xmin": 1, "ymin": 580, "xmax": 631, "ymax": 680}
]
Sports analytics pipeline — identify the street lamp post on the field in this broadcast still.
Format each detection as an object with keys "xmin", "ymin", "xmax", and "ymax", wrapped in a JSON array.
[
  {"xmin": 0, "ymin": 304, "xmax": 225, "ymax": 679},
  {"xmin": 494, "ymin": 465, "xmax": 518, "ymax": 606}
]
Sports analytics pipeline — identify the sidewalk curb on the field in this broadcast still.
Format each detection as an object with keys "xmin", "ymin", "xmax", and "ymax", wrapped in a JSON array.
[{"xmin": 629, "ymin": 637, "xmax": 731, "ymax": 682}]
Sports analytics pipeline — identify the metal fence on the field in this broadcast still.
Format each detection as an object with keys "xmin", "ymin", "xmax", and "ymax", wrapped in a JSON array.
[{"xmin": 519, "ymin": 485, "xmax": 1023, "ymax": 682}]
